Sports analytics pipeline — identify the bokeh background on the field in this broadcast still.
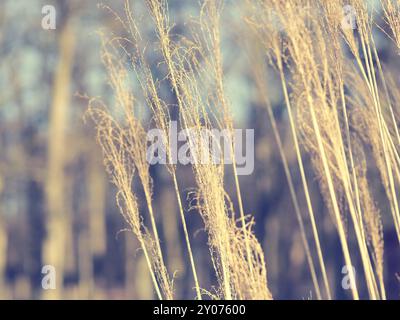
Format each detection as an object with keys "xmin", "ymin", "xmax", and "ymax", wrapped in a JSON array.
[{"xmin": 0, "ymin": 0, "xmax": 399, "ymax": 299}]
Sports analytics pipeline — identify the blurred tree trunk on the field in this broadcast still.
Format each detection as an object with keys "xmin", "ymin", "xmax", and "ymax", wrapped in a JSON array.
[
  {"xmin": 78, "ymin": 153, "xmax": 106, "ymax": 298},
  {"xmin": 79, "ymin": 152, "xmax": 106, "ymax": 299},
  {"xmin": 78, "ymin": 228, "xmax": 92, "ymax": 298},
  {"xmin": 88, "ymin": 151, "xmax": 106, "ymax": 257},
  {"xmin": 26, "ymin": 178, "xmax": 45, "ymax": 296},
  {"xmin": 42, "ymin": 13, "xmax": 75, "ymax": 299}
]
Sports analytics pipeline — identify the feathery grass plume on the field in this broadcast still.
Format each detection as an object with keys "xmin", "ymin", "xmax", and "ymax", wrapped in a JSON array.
[
  {"xmin": 113, "ymin": 0, "xmax": 203, "ymax": 299},
  {"xmin": 380, "ymin": 0, "xmax": 400, "ymax": 50},
  {"xmin": 197, "ymin": 1, "xmax": 256, "ymax": 285},
  {"xmin": 87, "ymin": 34, "xmax": 173, "ymax": 300},
  {"xmin": 247, "ymin": 38, "xmax": 324, "ymax": 300},
  {"xmin": 252, "ymin": 0, "xmax": 368, "ymax": 299},
  {"xmin": 341, "ymin": 0, "xmax": 400, "ymax": 246},
  {"xmin": 321, "ymin": 6, "xmax": 385, "ymax": 298},
  {"xmin": 352, "ymin": 138, "xmax": 385, "ymax": 298},
  {"xmin": 246, "ymin": 0, "xmax": 333, "ymax": 300},
  {"xmin": 247, "ymin": 0, "xmax": 399, "ymax": 300},
  {"xmin": 85, "ymin": 0, "xmax": 399, "ymax": 300},
  {"xmin": 285, "ymin": 2, "xmax": 380, "ymax": 299},
  {"xmin": 346, "ymin": 67, "xmax": 394, "ymax": 297},
  {"xmin": 145, "ymin": 0, "xmax": 272, "ymax": 299},
  {"xmin": 346, "ymin": 69, "xmax": 392, "ymax": 295}
]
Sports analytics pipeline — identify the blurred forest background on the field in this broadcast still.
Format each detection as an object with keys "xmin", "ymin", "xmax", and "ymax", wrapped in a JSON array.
[{"xmin": 0, "ymin": 0, "xmax": 399, "ymax": 299}]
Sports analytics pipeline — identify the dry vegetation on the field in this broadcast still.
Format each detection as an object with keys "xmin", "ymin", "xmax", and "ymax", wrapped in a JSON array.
[{"xmin": 87, "ymin": 0, "xmax": 400, "ymax": 300}]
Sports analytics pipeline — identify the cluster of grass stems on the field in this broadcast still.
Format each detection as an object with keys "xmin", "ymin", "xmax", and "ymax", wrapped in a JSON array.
[{"xmin": 88, "ymin": 0, "xmax": 400, "ymax": 300}]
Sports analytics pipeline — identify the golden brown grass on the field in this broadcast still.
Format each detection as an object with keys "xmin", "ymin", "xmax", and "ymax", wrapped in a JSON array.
[
  {"xmin": 246, "ymin": 0, "xmax": 400, "ymax": 300},
  {"xmin": 88, "ymin": 0, "xmax": 400, "ymax": 300},
  {"xmin": 146, "ymin": 0, "xmax": 271, "ymax": 299},
  {"xmin": 381, "ymin": 0, "xmax": 400, "ymax": 50},
  {"xmin": 88, "ymin": 0, "xmax": 272, "ymax": 300}
]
